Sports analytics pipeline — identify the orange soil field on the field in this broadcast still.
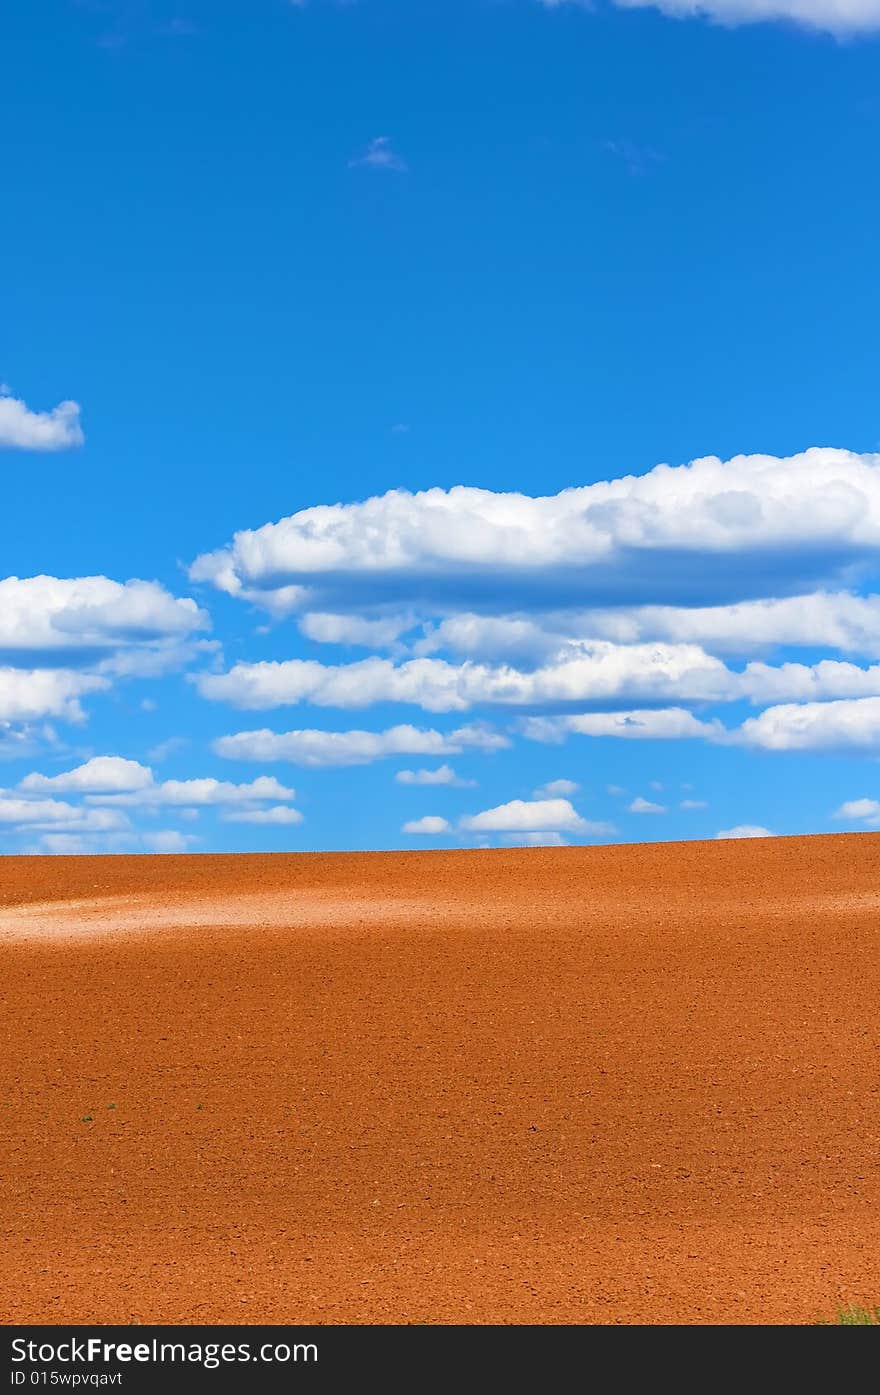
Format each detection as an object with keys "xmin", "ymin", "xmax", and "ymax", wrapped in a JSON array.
[{"xmin": 1, "ymin": 835, "xmax": 879, "ymax": 1325}]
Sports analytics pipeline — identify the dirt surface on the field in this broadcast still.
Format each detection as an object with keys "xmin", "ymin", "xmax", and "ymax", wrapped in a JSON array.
[{"xmin": 2, "ymin": 835, "xmax": 879, "ymax": 1325}]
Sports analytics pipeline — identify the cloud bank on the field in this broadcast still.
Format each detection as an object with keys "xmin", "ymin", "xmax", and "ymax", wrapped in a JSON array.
[{"xmin": 190, "ymin": 450, "xmax": 880, "ymax": 616}]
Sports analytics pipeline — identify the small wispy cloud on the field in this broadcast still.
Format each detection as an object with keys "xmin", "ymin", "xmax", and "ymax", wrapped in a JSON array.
[
  {"xmin": 148, "ymin": 736, "xmax": 189, "ymax": 764},
  {"xmin": 156, "ymin": 18, "xmax": 200, "ymax": 39},
  {"xmin": 533, "ymin": 779, "xmax": 579, "ymax": 799},
  {"xmin": 348, "ymin": 136, "xmax": 408, "ymax": 174},
  {"xmin": 715, "ymin": 825, "xmax": 775, "ymax": 840},
  {"xmin": 602, "ymin": 139, "xmax": 664, "ymax": 178},
  {"xmin": 629, "ymin": 796, "xmax": 666, "ymax": 814},
  {"xmin": 395, "ymin": 764, "xmax": 475, "ymax": 787},
  {"xmin": 402, "ymin": 815, "xmax": 451, "ymax": 835}
]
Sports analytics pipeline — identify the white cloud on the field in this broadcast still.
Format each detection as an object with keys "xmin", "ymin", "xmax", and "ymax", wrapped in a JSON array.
[
  {"xmin": 0, "ymin": 796, "xmax": 128, "ymax": 831},
  {"xmin": 420, "ymin": 592, "xmax": 880, "ymax": 663},
  {"xmin": 395, "ymin": 764, "xmax": 473, "ymax": 786},
  {"xmin": 739, "ymin": 657, "xmax": 880, "ymax": 706},
  {"xmin": 460, "ymin": 797, "xmax": 589, "ymax": 833},
  {"xmin": 299, "ymin": 612, "xmax": 413, "ymax": 648},
  {"xmin": 89, "ymin": 775, "xmax": 296, "ymax": 808},
  {"xmin": 521, "ymin": 707, "xmax": 726, "ymax": 744},
  {"xmin": 141, "ymin": 830, "xmax": 199, "ymax": 853},
  {"xmin": 680, "ymin": 798, "xmax": 708, "ymax": 810},
  {"xmin": 832, "ymin": 798, "xmax": 880, "ymax": 825},
  {"xmin": 196, "ymin": 645, "xmax": 880, "ymax": 715},
  {"xmin": 418, "ymin": 614, "xmax": 563, "ymax": 665},
  {"xmin": 738, "ymin": 696, "xmax": 880, "ymax": 751},
  {"xmin": 0, "ymin": 668, "xmax": 107, "ymax": 723},
  {"xmin": 402, "ymin": 815, "xmax": 451, "ymax": 834},
  {"xmin": 32, "ymin": 833, "xmax": 98, "ymax": 855},
  {"xmin": 605, "ymin": 0, "xmax": 880, "ymax": 37},
  {"xmin": 523, "ymin": 695, "xmax": 880, "ymax": 755},
  {"xmin": 147, "ymin": 737, "xmax": 188, "ymax": 763},
  {"xmin": 533, "ymin": 778, "xmax": 580, "ymax": 797},
  {"xmin": 27, "ymin": 827, "xmax": 198, "ymax": 856},
  {"xmin": 213, "ymin": 722, "xmax": 508, "ymax": 767},
  {"xmin": 629, "ymin": 796, "xmax": 666, "ymax": 814},
  {"xmin": 189, "ymin": 450, "xmax": 880, "ymax": 615},
  {"xmin": 0, "ymin": 393, "xmax": 84, "ymax": 450},
  {"xmin": 0, "ymin": 577, "xmax": 210, "ymax": 683},
  {"xmin": 715, "ymin": 825, "xmax": 775, "ymax": 839},
  {"xmin": 0, "ymin": 575, "xmax": 208, "ymax": 655},
  {"xmin": 20, "ymin": 756, "xmax": 153, "ymax": 794},
  {"xmin": 0, "ymin": 722, "xmax": 58, "ymax": 761},
  {"xmin": 222, "ymin": 805, "xmax": 304, "ymax": 825},
  {"xmin": 594, "ymin": 593, "xmax": 880, "ymax": 660},
  {"xmin": 501, "ymin": 831, "xmax": 569, "ymax": 847},
  {"xmin": 192, "ymin": 643, "xmax": 733, "ymax": 712},
  {"xmin": 348, "ymin": 136, "xmax": 408, "ymax": 173}
]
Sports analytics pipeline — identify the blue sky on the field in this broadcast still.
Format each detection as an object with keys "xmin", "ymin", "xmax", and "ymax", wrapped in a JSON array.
[{"xmin": 3, "ymin": 0, "xmax": 880, "ymax": 854}]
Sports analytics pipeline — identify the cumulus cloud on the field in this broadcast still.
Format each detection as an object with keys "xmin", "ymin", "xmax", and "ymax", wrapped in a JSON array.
[
  {"xmin": 594, "ymin": 593, "xmax": 880, "ymax": 661},
  {"xmin": 629, "ymin": 796, "xmax": 666, "ymax": 813},
  {"xmin": 460, "ymin": 797, "xmax": 590, "ymax": 833},
  {"xmin": 299, "ymin": 612, "xmax": 414, "ymax": 648},
  {"xmin": 418, "ymin": 614, "xmax": 564, "ymax": 665},
  {"xmin": 189, "ymin": 451, "xmax": 880, "ymax": 615},
  {"xmin": 0, "ymin": 576, "xmax": 209, "ymax": 666},
  {"xmin": 402, "ymin": 815, "xmax": 451, "ymax": 834},
  {"xmin": 738, "ymin": 696, "xmax": 880, "ymax": 751},
  {"xmin": 521, "ymin": 707, "xmax": 726, "ymax": 744},
  {"xmin": 533, "ymin": 778, "xmax": 579, "ymax": 797},
  {"xmin": 0, "ymin": 578, "xmax": 211, "ymax": 738},
  {"xmin": 222, "ymin": 805, "xmax": 304, "ymax": 825},
  {"xmin": 0, "ymin": 668, "xmax": 108, "ymax": 723},
  {"xmin": 739, "ymin": 658, "xmax": 880, "ymax": 706},
  {"xmin": 832, "ymin": 798, "xmax": 880, "ymax": 825},
  {"xmin": 20, "ymin": 756, "xmax": 153, "ymax": 794},
  {"xmin": 395, "ymin": 764, "xmax": 474, "ymax": 786},
  {"xmin": 0, "ymin": 796, "xmax": 128, "ymax": 832},
  {"xmin": 0, "ymin": 393, "xmax": 84, "ymax": 450},
  {"xmin": 213, "ymin": 723, "xmax": 508, "ymax": 767},
  {"xmin": 192, "ymin": 643, "xmax": 735, "ymax": 712},
  {"xmin": 715, "ymin": 825, "xmax": 776, "ymax": 839},
  {"xmin": 419, "ymin": 593, "xmax": 880, "ymax": 664},
  {"xmin": 523, "ymin": 695, "xmax": 880, "ymax": 755},
  {"xmin": 89, "ymin": 775, "xmax": 296, "ymax": 808},
  {"xmin": 194, "ymin": 643, "xmax": 880, "ymax": 717}
]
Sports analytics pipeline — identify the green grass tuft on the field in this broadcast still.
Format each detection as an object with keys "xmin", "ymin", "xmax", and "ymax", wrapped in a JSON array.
[{"xmin": 832, "ymin": 1305, "xmax": 880, "ymax": 1325}]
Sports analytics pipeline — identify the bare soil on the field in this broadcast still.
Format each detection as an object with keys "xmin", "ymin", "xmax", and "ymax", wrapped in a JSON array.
[{"xmin": 2, "ymin": 836, "xmax": 879, "ymax": 1324}]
